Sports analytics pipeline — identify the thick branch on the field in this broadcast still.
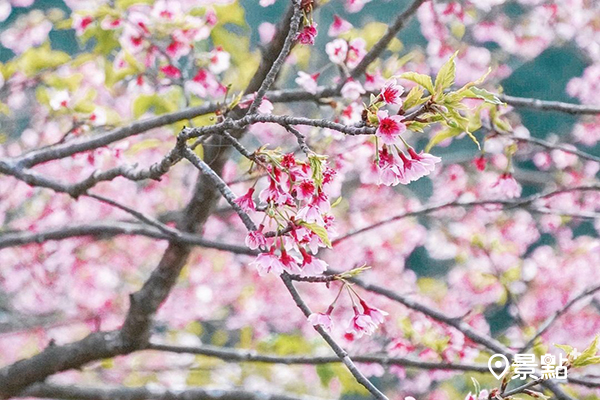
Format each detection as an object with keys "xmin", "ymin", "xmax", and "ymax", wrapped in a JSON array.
[
  {"xmin": 19, "ymin": 383, "xmax": 323, "ymax": 400},
  {"xmin": 0, "ymin": 221, "xmax": 254, "ymax": 254}
]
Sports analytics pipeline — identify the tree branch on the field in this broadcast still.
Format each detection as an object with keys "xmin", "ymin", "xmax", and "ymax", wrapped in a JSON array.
[
  {"xmin": 246, "ymin": 0, "xmax": 302, "ymax": 115},
  {"xmin": 19, "ymin": 383, "xmax": 325, "ymax": 400},
  {"xmin": 349, "ymin": 0, "xmax": 428, "ymax": 80},
  {"xmin": 520, "ymin": 283, "xmax": 600, "ymax": 352},
  {"xmin": 499, "ymin": 94, "xmax": 600, "ymax": 115},
  {"xmin": 333, "ymin": 184, "xmax": 600, "ymax": 245}
]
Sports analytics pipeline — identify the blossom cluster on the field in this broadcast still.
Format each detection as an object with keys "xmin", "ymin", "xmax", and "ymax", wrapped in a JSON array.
[{"xmin": 235, "ymin": 151, "xmax": 336, "ymax": 277}]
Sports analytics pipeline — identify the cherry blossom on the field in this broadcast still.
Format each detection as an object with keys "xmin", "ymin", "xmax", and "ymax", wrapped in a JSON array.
[
  {"xmin": 376, "ymin": 110, "xmax": 406, "ymax": 145},
  {"xmin": 250, "ymin": 247, "xmax": 285, "ymax": 276},
  {"xmin": 326, "ymin": 38, "xmax": 348, "ymax": 64},
  {"xmin": 380, "ymin": 79, "xmax": 404, "ymax": 105},
  {"xmin": 308, "ymin": 309, "xmax": 334, "ymax": 332},
  {"xmin": 347, "ymin": 307, "xmax": 377, "ymax": 338},
  {"xmin": 2, "ymin": 2, "xmax": 600, "ymax": 399},
  {"xmin": 295, "ymin": 71, "xmax": 319, "ymax": 95},
  {"xmin": 299, "ymin": 248, "xmax": 328, "ymax": 275},
  {"xmin": 297, "ymin": 24, "xmax": 318, "ymax": 45},
  {"xmin": 328, "ymin": 15, "xmax": 352, "ymax": 37},
  {"xmin": 490, "ymin": 173, "xmax": 522, "ymax": 199},
  {"xmin": 234, "ymin": 188, "xmax": 256, "ymax": 212}
]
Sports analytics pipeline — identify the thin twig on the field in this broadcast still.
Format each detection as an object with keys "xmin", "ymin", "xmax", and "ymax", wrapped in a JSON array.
[
  {"xmin": 499, "ymin": 94, "xmax": 600, "ymax": 115},
  {"xmin": 246, "ymin": 0, "xmax": 302, "ymax": 115},
  {"xmin": 520, "ymin": 283, "xmax": 600, "ymax": 352},
  {"xmin": 349, "ymin": 0, "xmax": 428, "ymax": 79}
]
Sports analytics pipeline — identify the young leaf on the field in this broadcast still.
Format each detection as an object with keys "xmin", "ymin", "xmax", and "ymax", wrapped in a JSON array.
[
  {"xmin": 425, "ymin": 127, "xmax": 462, "ymax": 152},
  {"xmin": 331, "ymin": 196, "xmax": 343, "ymax": 208},
  {"xmin": 555, "ymin": 343, "xmax": 575, "ymax": 355},
  {"xmin": 403, "ymin": 86, "xmax": 425, "ymax": 110},
  {"xmin": 471, "ymin": 377, "xmax": 481, "ymax": 396},
  {"xmin": 297, "ymin": 221, "xmax": 332, "ymax": 248},
  {"xmin": 573, "ymin": 336, "xmax": 599, "ymax": 367},
  {"xmin": 434, "ymin": 51, "xmax": 458, "ymax": 96},
  {"xmin": 399, "ymin": 72, "xmax": 434, "ymax": 94},
  {"xmin": 468, "ymin": 87, "xmax": 504, "ymax": 105}
]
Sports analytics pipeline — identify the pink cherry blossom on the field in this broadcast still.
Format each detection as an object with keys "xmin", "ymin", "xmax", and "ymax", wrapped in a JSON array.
[
  {"xmin": 380, "ymin": 79, "xmax": 404, "ymax": 105},
  {"xmin": 296, "ymin": 203, "xmax": 324, "ymax": 225},
  {"xmin": 328, "ymin": 15, "xmax": 352, "ymax": 37},
  {"xmin": 297, "ymin": 24, "xmax": 318, "ymax": 45},
  {"xmin": 347, "ymin": 307, "xmax": 377, "ymax": 338},
  {"xmin": 0, "ymin": 10, "xmax": 52, "ymax": 53},
  {"xmin": 208, "ymin": 47, "xmax": 230, "ymax": 74},
  {"xmin": 376, "ymin": 110, "xmax": 406, "ymax": 145},
  {"xmin": 341, "ymin": 79, "xmax": 365, "ymax": 100},
  {"xmin": 160, "ymin": 65, "xmax": 182, "ymax": 79},
  {"xmin": 295, "ymin": 71, "xmax": 319, "ymax": 95},
  {"xmin": 258, "ymin": 22, "xmax": 276, "ymax": 44},
  {"xmin": 490, "ymin": 173, "xmax": 522, "ymax": 199},
  {"xmin": 250, "ymin": 248, "xmax": 284, "ymax": 276},
  {"xmin": 473, "ymin": 155, "xmax": 487, "ymax": 171},
  {"xmin": 72, "ymin": 14, "xmax": 94, "ymax": 36},
  {"xmin": 308, "ymin": 309, "xmax": 334, "ymax": 332},
  {"xmin": 407, "ymin": 148, "xmax": 442, "ymax": 174},
  {"xmin": 49, "ymin": 90, "xmax": 70, "ymax": 110},
  {"xmin": 0, "ymin": 2, "xmax": 10, "ymax": 22},
  {"xmin": 346, "ymin": 38, "xmax": 366, "ymax": 69},
  {"xmin": 364, "ymin": 70, "xmax": 386, "ymax": 92},
  {"xmin": 245, "ymin": 226, "xmax": 267, "ymax": 250},
  {"xmin": 234, "ymin": 188, "xmax": 256, "ymax": 212},
  {"xmin": 279, "ymin": 250, "xmax": 301, "ymax": 273},
  {"xmin": 345, "ymin": 0, "xmax": 372, "ymax": 13},
  {"xmin": 359, "ymin": 299, "xmax": 388, "ymax": 325},
  {"xmin": 239, "ymin": 94, "xmax": 274, "ymax": 114},
  {"xmin": 299, "ymin": 248, "xmax": 328, "ymax": 275},
  {"xmin": 259, "ymin": 178, "xmax": 293, "ymax": 206},
  {"xmin": 326, "ymin": 38, "xmax": 348, "ymax": 64},
  {"xmin": 295, "ymin": 179, "xmax": 316, "ymax": 200},
  {"xmin": 377, "ymin": 147, "xmax": 408, "ymax": 186}
]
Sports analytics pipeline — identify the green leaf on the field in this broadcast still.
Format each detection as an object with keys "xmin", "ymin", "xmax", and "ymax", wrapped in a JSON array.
[
  {"xmin": 406, "ymin": 119, "xmax": 433, "ymax": 132},
  {"xmin": 73, "ymin": 100, "xmax": 95, "ymax": 113},
  {"xmin": 573, "ymin": 336, "xmax": 600, "ymax": 367},
  {"xmin": 434, "ymin": 51, "xmax": 458, "ymax": 96},
  {"xmin": 402, "ymin": 86, "xmax": 425, "ymax": 110},
  {"xmin": 555, "ymin": 343, "xmax": 575, "ymax": 355},
  {"xmin": 398, "ymin": 72, "xmax": 434, "ymax": 94},
  {"xmin": 214, "ymin": 2, "xmax": 246, "ymax": 26},
  {"xmin": 331, "ymin": 196, "xmax": 343, "ymax": 208},
  {"xmin": 308, "ymin": 154, "xmax": 327, "ymax": 189},
  {"xmin": 115, "ymin": 0, "xmax": 153, "ymax": 8},
  {"xmin": 575, "ymin": 356, "xmax": 600, "ymax": 367},
  {"xmin": 297, "ymin": 221, "xmax": 332, "ymax": 248},
  {"xmin": 132, "ymin": 89, "xmax": 180, "ymax": 118},
  {"xmin": 467, "ymin": 87, "xmax": 504, "ymax": 105},
  {"xmin": 211, "ymin": 26, "xmax": 250, "ymax": 65},
  {"xmin": 425, "ymin": 127, "xmax": 462, "ymax": 152},
  {"xmin": 471, "ymin": 377, "xmax": 481, "ymax": 396},
  {"xmin": 133, "ymin": 94, "xmax": 157, "ymax": 118},
  {"xmin": 316, "ymin": 364, "xmax": 335, "ymax": 386},
  {"xmin": 18, "ymin": 44, "xmax": 70, "ymax": 76}
]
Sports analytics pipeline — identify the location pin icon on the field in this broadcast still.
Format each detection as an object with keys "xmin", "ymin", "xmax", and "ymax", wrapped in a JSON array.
[{"xmin": 488, "ymin": 354, "xmax": 509, "ymax": 380}]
